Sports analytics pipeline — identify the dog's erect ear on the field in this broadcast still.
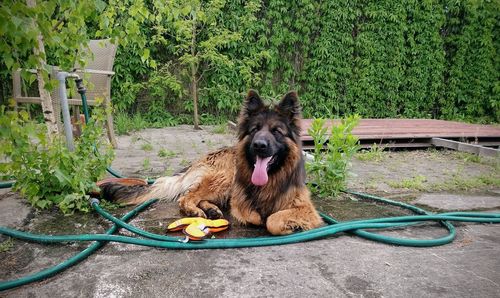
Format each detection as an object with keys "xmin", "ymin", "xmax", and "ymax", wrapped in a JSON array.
[
  {"xmin": 276, "ymin": 91, "xmax": 300, "ymax": 121},
  {"xmin": 237, "ymin": 90, "xmax": 265, "ymax": 140},
  {"xmin": 276, "ymin": 91, "xmax": 302, "ymax": 139},
  {"xmin": 242, "ymin": 89, "xmax": 265, "ymax": 115}
]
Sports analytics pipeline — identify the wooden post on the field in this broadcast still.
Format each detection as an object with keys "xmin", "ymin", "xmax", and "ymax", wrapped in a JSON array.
[
  {"xmin": 191, "ymin": 10, "xmax": 201, "ymax": 130},
  {"xmin": 27, "ymin": 0, "xmax": 59, "ymax": 136}
]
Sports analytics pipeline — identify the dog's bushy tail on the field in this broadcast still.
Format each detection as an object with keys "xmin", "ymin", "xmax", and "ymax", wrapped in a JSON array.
[
  {"xmin": 100, "ymin": 183, "xmax": 151, "ymax": 205},
  {"xmin": 100, "ymin": 167, "xmax": 207, "ymax": 205}
]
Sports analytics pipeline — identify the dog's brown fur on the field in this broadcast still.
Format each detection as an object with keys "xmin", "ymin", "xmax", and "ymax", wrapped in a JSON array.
[{"xmin": 101, "ymin": 90, "xmax": 322, "ymax": 235}]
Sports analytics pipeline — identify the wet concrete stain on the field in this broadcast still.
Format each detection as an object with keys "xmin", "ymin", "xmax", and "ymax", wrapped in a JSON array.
[{"xmin": 344, "ymin": 275, "xmax": 382, "ymax": 298}]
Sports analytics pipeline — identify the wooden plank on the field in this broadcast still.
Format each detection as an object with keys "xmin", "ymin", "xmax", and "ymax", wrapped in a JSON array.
[
  {"xmin": 299, "ymin": 118, "xmax": 500, "ymax": 151},
  {"xmin": 66, "ymin": 99, "xmax": 98, "ymax": 106},
  {"xmin": 15, "ymin": 97, "xmax": 43, "ymax": 104},
  {"xmin": 302, "ymin": 142, "xmax": 432, "ymax": 151},
  {"xmin": 300, "ymin": 119, "xmax": 500, "ymax": 140},
  {"xmin": 79, "ymin": 69, "xmax": 115, "ymax": 76},
  {"xmin": 302, "ymin": 139, "xmax": 432, "ymax": 150},
  {"xmin": 431, "ymin": 138, "xmax": 500, "ymax": 157}
]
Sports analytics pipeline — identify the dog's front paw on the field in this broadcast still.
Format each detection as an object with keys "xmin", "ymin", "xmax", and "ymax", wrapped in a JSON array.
[
  {"xmin": 266, "ymin": 221, "xmax": 297, "ymax": 235},
  {"xmin": 206, "ymin": 208, "xmax": 224, "ymax": 219},
  {"xmin": 266, "ymin": 215, "xmax": 295, "ymax": 235},
  {"xmin": 183, "ymin": 209, "xmax": 207, "ymax": 218},
  {"xmin": 266, "ymin": 210, "xmax": 320, "ymax": 235}
]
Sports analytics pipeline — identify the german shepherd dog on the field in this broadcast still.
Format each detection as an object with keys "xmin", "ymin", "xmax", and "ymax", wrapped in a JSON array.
[{"xmin": 101, "ymin": 90, "xmax": 322, "ymax": 235}]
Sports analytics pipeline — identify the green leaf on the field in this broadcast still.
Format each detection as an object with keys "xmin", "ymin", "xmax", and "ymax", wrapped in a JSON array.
[
  {"xmin": 141, "ymin": 48, "xmax": 150, "ymax": 62},
  {"xmin": 181, "ymin": 5, "xmax": 192, "ymax": 16},
  {"xmin": 4, "ymin": 55, "xmax": 14, "ymax": 70},
  {"xmin": 95, "ymin": 0, "xmax": 106, "ymax": 13}
]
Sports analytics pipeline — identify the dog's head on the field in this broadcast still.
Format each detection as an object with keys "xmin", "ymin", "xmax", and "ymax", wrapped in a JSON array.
[{"xmin": 237, "ymin": 90, "xmax": 302, "ymax": 186}]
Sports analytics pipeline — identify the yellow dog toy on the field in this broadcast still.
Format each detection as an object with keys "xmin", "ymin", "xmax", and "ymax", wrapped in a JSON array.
[{"xmin": 167, "ymin": 217, "xmax": 230, "ymax": 241}]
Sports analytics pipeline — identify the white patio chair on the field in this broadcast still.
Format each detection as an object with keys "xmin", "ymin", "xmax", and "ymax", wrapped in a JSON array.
[{"xmin": 12, "ymin": 39, "xmax": 118, "ymax": 147}]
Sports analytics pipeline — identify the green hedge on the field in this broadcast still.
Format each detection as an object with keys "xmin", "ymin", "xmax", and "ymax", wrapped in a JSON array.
[
  {"xmin": 191, "ymin": 0, "xmax": 498, "ymax": 122},
  {"xmin": 104, "ymin": 0, "xmax": 498, "ymax": 123}
]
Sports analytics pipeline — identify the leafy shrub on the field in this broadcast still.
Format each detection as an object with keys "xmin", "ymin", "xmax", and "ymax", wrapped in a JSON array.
[
  {"xmin": 306, "ymin": 116, "xmax": 360, "ymax": 198},
  {"xmin": 148, "ymin": 1, "xmax": 500, "ymax": 123},
  {"xmin": 113, "ymin": 81, "xmax": 145, "ymax": 112},
  {"xmin": 145, "ymin": 101, "xmax": 179, "ymax": 128},
  {"xmin": 114, "ymin": 112, "xmax": 148, "ymax": 135},
  {"xmin": 0, "ymin": 106, "xmax": 114, "ymax": 214},
  {"xmin": 114, "ymin": 109, "xmax": 178, "ymax": 135}
]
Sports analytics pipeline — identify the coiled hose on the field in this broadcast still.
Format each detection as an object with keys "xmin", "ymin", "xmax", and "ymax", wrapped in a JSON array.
[
  {"xmin": 1, "ymin": 83, "xmax": 499, "ymax": 291},
  {"xmin": 1, "ymin": 191, "xmax": 500, "ymax": 291}
]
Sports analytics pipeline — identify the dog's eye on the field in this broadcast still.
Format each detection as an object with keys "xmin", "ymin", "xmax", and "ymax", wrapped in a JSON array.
[
  {"xmin": 272, "ymin": 128, "xmax": 284, "ymax": 135},
  {"xmin": 250, "ymin": 126, "xmax": 259, "ymax": 133}
]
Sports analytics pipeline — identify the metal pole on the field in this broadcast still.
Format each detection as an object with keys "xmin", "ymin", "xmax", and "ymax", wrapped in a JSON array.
[{"xmin": 56, "ymin": 71, "xmax": 79, "ymax": 151}]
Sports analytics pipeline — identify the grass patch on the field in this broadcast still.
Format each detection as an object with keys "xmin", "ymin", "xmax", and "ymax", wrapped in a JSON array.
[
  {"xmin": 164, "ymin": 166, "xmax": 174, "ymax": 176},
  {"xmin": 0, "ymin": 238, "xmax": 14, "ymax": 253},
  {"xmin": 431, "ymin": 174, "xmax": 500, "ymax": 191},
  {"xmin": 158, "ymin": 148, "xmax": 177, "ymax": 158},
  {"xmin": 356, "ymin": 143, "xmax": 387, "ymax": 162},
  {"xmin": 205, "ymin": 139, "xmax": 215, "ymax": 149},
  {"xmin": 131, "ymin": 135, "xmax": 141, "ymax": 143},
  {"xmin": 114, "ymin": 111, "xmax": 180, "ymax": 135},
  {"xmin": 142, "ymin": 158, "xmax": 151, "ymax": 170},
  {"xmin": 387, "ymin": 171, "xmax": 499, "ymax": 192},
  {"xmin": 387, "ymin": 175, "xmax": 427, "ymax": 191},
  {"xmin": 141, "ymin": 143, "xmax": 154, "ymax": 152},
  {"xmin": 180, "ymin": 159, "xmax": 191, "ymax": 167},
  {"xmin": 452, "ymin": 151, "xmax": 482, "ymax": 163},
  {"xmin": 115, "ymin": 112, "xmax": 148, "ymax": 135},
  {"xmin": 446, "ymin": 150, "xmax": 499, "ymax": 170}
]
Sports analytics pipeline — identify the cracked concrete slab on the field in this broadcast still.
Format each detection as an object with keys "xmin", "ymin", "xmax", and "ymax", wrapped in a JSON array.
[
  {"xmin": 0, "ymin": 190, "xmax": 31, "ymax": 228},
  {"xmin": 415, "ymin": 193, "xmax": 500, "ymax": 210},
  {"xmin": 1, "ymin": 224, "xmax": 499, "ymax": 298}
]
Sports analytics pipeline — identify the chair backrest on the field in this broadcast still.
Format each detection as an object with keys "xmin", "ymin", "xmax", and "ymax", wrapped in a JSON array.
[
  {"xmin": 72, "ymin": 39, "xmax": 117, "ymax": 101},
  {"xmin": 81, "ymin": 39, "xmax": 117, "ymax": 72}
]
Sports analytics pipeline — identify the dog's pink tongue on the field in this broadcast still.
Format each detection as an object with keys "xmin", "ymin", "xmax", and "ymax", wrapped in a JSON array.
[{"xmin": 251, "ymin": 156, "xmax": 272, "ymax": 186}]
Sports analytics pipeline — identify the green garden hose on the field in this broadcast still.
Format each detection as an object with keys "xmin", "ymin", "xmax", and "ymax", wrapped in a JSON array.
[
  {"xmin": 1, "ymin": 191, "xmax": 500, "ymax": 291},
  {"xmin": 0, "ymin": 198, "xmax": 157, "ymax": 291},
  {"xmin": 0, "ymin": 181, "xmax": 14, "ymax": 189},
  {"xmin": 1, "ymin": 82, "xmax": 499, "ymax": 291}
]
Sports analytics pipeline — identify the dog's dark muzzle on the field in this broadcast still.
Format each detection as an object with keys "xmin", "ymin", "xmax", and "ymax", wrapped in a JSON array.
[
  {"xmin": 251, "ymin": 134, "xmax": 274, "ymax": 157},
  {"xmin": 253, "ymin": 139, "xmax": 268, "ymax": 150}
]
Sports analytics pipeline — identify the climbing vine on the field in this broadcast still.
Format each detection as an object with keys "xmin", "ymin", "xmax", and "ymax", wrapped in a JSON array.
[{"xmin": 2, "ymin": 0, "xmax": 499, "ymax": 123}]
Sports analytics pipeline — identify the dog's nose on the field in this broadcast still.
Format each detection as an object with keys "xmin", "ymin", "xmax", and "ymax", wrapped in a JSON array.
[{"xmin": 253, "ymin": 139, "xmax": 268, "ymax": 150}]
